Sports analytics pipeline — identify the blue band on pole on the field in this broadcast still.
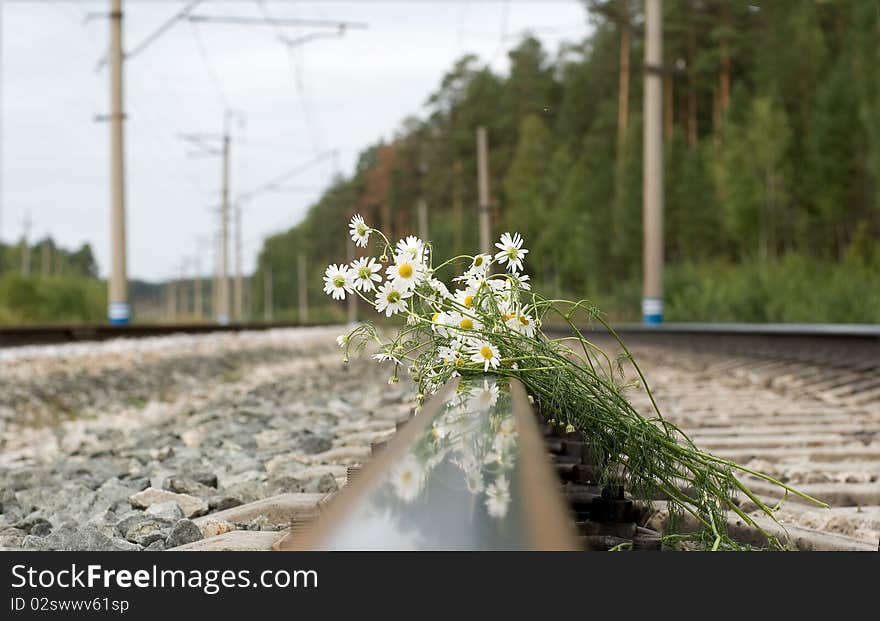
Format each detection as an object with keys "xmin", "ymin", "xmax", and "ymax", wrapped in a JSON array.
[
  {"xmin": 642, "ymin": 297, "xmax": 663, "ymax": 325},
  {"xmin": 108, "ymin": 302, "xmax": 130, "ymax": 325}
]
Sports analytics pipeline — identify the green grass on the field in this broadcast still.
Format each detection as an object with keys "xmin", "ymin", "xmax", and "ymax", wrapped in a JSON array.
[{"xmin": 0, "ymin": 273, "xmax": 106, "ymax": 325}]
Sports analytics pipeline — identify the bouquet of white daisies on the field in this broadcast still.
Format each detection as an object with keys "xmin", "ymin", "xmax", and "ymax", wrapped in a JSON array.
[{"xmin": 325, "ymin": 214, "xmax": 825, "ymax": 550}]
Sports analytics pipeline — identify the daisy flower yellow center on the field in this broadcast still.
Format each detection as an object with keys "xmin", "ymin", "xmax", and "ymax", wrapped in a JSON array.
[
  {"xmin": 504, "ymin": 313, "xmax": 515, "ymax": 321},
  {"xmin": 474, "ymin": 256, "xmax": 484, "ymax": 267},
  {"xmin": 333, "ymin": 275, "xmax": 346, "ymax": 287},
  {"xmin": 431, "ymin": 312, "xmax": 440, "ymax": 322},
  {"xmin": 463, "ymin": 295, "xmax": 474, "ymax": 307},
  {"xmin": 357, "ymin": 224, "xmax": 368, "ymax": 236},
  {"xmin": 480, "ymin": 346, "xmax": 493, "ymax": 360},
  {"xmin": 518, "ymin": 316, "xmax": 530, "ymax": 326},
  {"xmin": 459, "ymin": 319, "xmax": 473, "ymax": 330},
  {"xmin": 387, "ymin": 291, "xmax": 401, "ymax": 304},
  {"xmin": 398, "ymin": 263, "xmax": 413, "ymax": 278},
  {"xmin": 358, "ymin": 266, "xmax": 372, "ymax": 279},
  {"xmin": 507, "ymin": 248, "xmax": 518, "ymax": 260}
]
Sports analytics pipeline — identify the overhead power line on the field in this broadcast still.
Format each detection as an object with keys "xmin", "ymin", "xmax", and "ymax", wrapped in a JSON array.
[
  {"xmin": 188, "ymin": 21, "xmax": 231, "ymax": 110},
  {"xmin": 237, "ymin": 150, "xmax": 337, "ymax": 204},
  {"xmin": 187, "ymin": 15, "xmax": 368, "ymax": 30}
]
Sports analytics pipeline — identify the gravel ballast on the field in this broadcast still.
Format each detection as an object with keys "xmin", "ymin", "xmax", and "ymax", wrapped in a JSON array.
[{"xmin": 0, "ymin": 327, "xmax": 412, "ymax": 551}]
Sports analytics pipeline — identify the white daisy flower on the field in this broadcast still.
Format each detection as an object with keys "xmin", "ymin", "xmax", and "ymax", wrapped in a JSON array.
[
  {"xmin": 438, "ymin": 341, "xmax": 467, "ymax": 368},
  {"xmin": 386, "ymin": 254, "xmax": 424, "ymax": 291},
  {"xmin": 449, "ymin": 311, "xmax": 481, "ymax": 333},
  {"xmin": 372, "ymin": 351, "xmax": 399, "ymax": 363},
  {"xmin": 428, "ymin": 278, "xmax": 451, "ymax": 300},
  {"xmin": 494, "ymin": 232, "xmax": 529, "ymax": 273},
  {"xmin": 430, "ymin": 311, "xmax": 451, "ymax": 336},
  {"xmin": 395, "ymin": 235, "xmax": 426, "ymax": 262},
  {"xmin": 390, "ymin": 455, "xmax": 426, "ymax": 503},
  {"xmin": 505, "ymin": 312, "xmax": 536, "ymax": 338},
  {"xmin": 470, "ymin": 339, "xmax": 500, "ymax": 372},
  {"xmin": 349, "ymin": 256, "xmax": 382, "ymax": 292},
  {"xmin": 323, "ymin": 263, "xmax": 353, "ymax": 300},
  {"xmin": 485, "ymin": 476, "xmax": 511, "ymax": 518},
  {"xmin": 453, "ymin": 286, "xmax": 479, "ymax": 310},
  {"xmin": 465, "ymin": 253, "xmax": 492, "ymax": 278},
  {"xmin": 375, "ymin": 280, "xmax": 412, "ymax": 317},
  {"xmin": 349, "ymin": 214, "xmax": 371, "ymax": 247},
  {"xmin": 336, "ymin": 335, "xmax": 348, "ymax": 348}
]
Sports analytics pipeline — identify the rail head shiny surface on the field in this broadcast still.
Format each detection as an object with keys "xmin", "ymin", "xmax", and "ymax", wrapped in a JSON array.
[{"xmin": 276, "ymin": 376, "xmax": 578, "ymax": 551}]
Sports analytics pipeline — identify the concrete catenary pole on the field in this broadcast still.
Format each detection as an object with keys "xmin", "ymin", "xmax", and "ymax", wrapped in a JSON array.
[
  {"xmin": 234, "ymin": 201, "xmax": 243, "ymax": 322},
  {"xmin": 297, "ymin": 251, "xmax": 308, "ymax": 324},
  {"xmin": 218, "ymin": 130, "xmax": 230, "ymax": 324},
  {"xmin": 476, "ymin": 126, "xmax": 491, "ymax": 255},
  {"xmin": 263, "ymin": 266, "xmax": 273, "ymax": 322},
  {"xmin": 41, "ymin": 238, "xmax": 51, "ymax": 277},
  {"xmin": 417, "ymin": 198, "xmax": 428, "ymax": 242},
  {"xmin": 108, "ymin": 0, "xmax": 130, "ymax": 325},
  {"xmin": 642, "ymin": 0, "xmax": 664, "ymax": 324},
  {"xmin": 193, "ymin": 255, "xmax": 203, "ymax": 320},
  {"xmin": 20, "ymin": 211, "xmax": 31, "ymax": 276}
]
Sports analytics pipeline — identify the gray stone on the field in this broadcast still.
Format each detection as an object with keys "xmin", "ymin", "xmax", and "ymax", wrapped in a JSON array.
[
  {"xmin": 0, "ymin": 528, "xmax": 26, "ymax": 548},
  {"xmin": 129, "ymin": 488, "xmax": 208, "ymax": 518},
  {"xmin": 23, "ymin": 523, "xmax": 142, "ymax": 551},
  {"xmin": 162, "ymin": 477, "xmax": 215, "ymax": 497},
  {"xmin": 186, "ymin": 471, "xmax": 218, "ymax": 488},
  {"xmin": 145, "ymin": 501, "xmax": 185, "ymax": 521},
  {"xmin": 298, "ymin": 433, "xmax": 333, "ymax": 455},
  {"xmin": 116, "ymin": 514, "xmax": 173, "ymax": 546},
  {"xmin": 165, "ymin": 520, "xmax": 203, "ymax": 548},
  {"xmin": 144, "ymin": 539, "xmax": 166, "ymax": 551},
  {"xmin": 208, "ymin": 496, "xmax": 242, "ymax": 512},
  {"xmin": 14, "ymin": 516, "xmax": 53, "ymax": 537}
]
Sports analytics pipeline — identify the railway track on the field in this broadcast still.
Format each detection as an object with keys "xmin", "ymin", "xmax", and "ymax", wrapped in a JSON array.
[
  {"xmin": 0, "ymin": 322, "xmax": 319, "ymax": 348},
  {"xmin": 1, "ymin": 324, "xmax": 878, "ymax": 550}
]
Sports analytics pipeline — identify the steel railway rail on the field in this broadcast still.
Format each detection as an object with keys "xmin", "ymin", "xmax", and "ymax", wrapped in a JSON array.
[
  {"xmin": 3, "ymin": 321, "xmax": 878, "ymax": 347},
  {"xmin": 0, "ymin": 322, "xmax": 315, "ymax": 347}
]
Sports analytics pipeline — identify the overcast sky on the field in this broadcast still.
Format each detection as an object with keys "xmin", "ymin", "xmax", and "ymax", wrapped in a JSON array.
[{"xmin": 1, "ymin": 0, "xmax": 591, "ymax": 281}]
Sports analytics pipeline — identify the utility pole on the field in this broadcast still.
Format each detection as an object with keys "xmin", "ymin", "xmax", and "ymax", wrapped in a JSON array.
[
  {"xmin": 642, "ymin": 0, "xmax": 664, "ymax": 324},
  {"xmin": 417, "ymin": 198, "xmax": 428, "ymax": 242},
  {"xmin": 179, "ymin": 259, "xmax": 189, "ymax": 318},
  {"xmin": 476, "ymin": 126, "xmax": 491, "ymax": 255},
  {"xmin": 263, "ymin": 266, "xmax": 273, "ymax": 322},
  {"xmin": 180, "ymin": 112, "xmax": 243, "ymax": 325},
  {"xmin": 20, "ymin": 211, "xmax": 31, "ymax": 276},
  {"xmin": 166, "ymin": 278, "xmax": 177, "ymax": 322},
  {"xmin": 193, "ymin": 255, "xmax": 203, "ymax": 320},
  {"xmin": 452, "ymin": 160, "xmax": 463, "ymax": 254},
  {"xmin": 218, "ymin": 130, "xmax": 230, "ymax": 324},
  {"xmin": 108, "ymin": 0, "xmax": 130, "ymax": 325},
  {"xmin": 234, "ymin": 201, "xmax": 243, "ymax": 322},
  {"xmin": 41, "ymin": 237, "xmax": 51, "ymax": 278},
  {"xmin": 416, "ymin": 162, "xmax": 428, "ymax": 241},
  {"xmin": 297, "ymin": 251, "xmax": 308, "ymax": 324}
]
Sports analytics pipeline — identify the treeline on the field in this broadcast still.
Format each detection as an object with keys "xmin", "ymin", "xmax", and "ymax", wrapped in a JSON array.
[
  {"xmin": 255, "ymin": 0, "xmax": 880, "ymax": 323},
  {"xmin": 0, "ymin": 240, "xmax": 106, "ymax": 324}
]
